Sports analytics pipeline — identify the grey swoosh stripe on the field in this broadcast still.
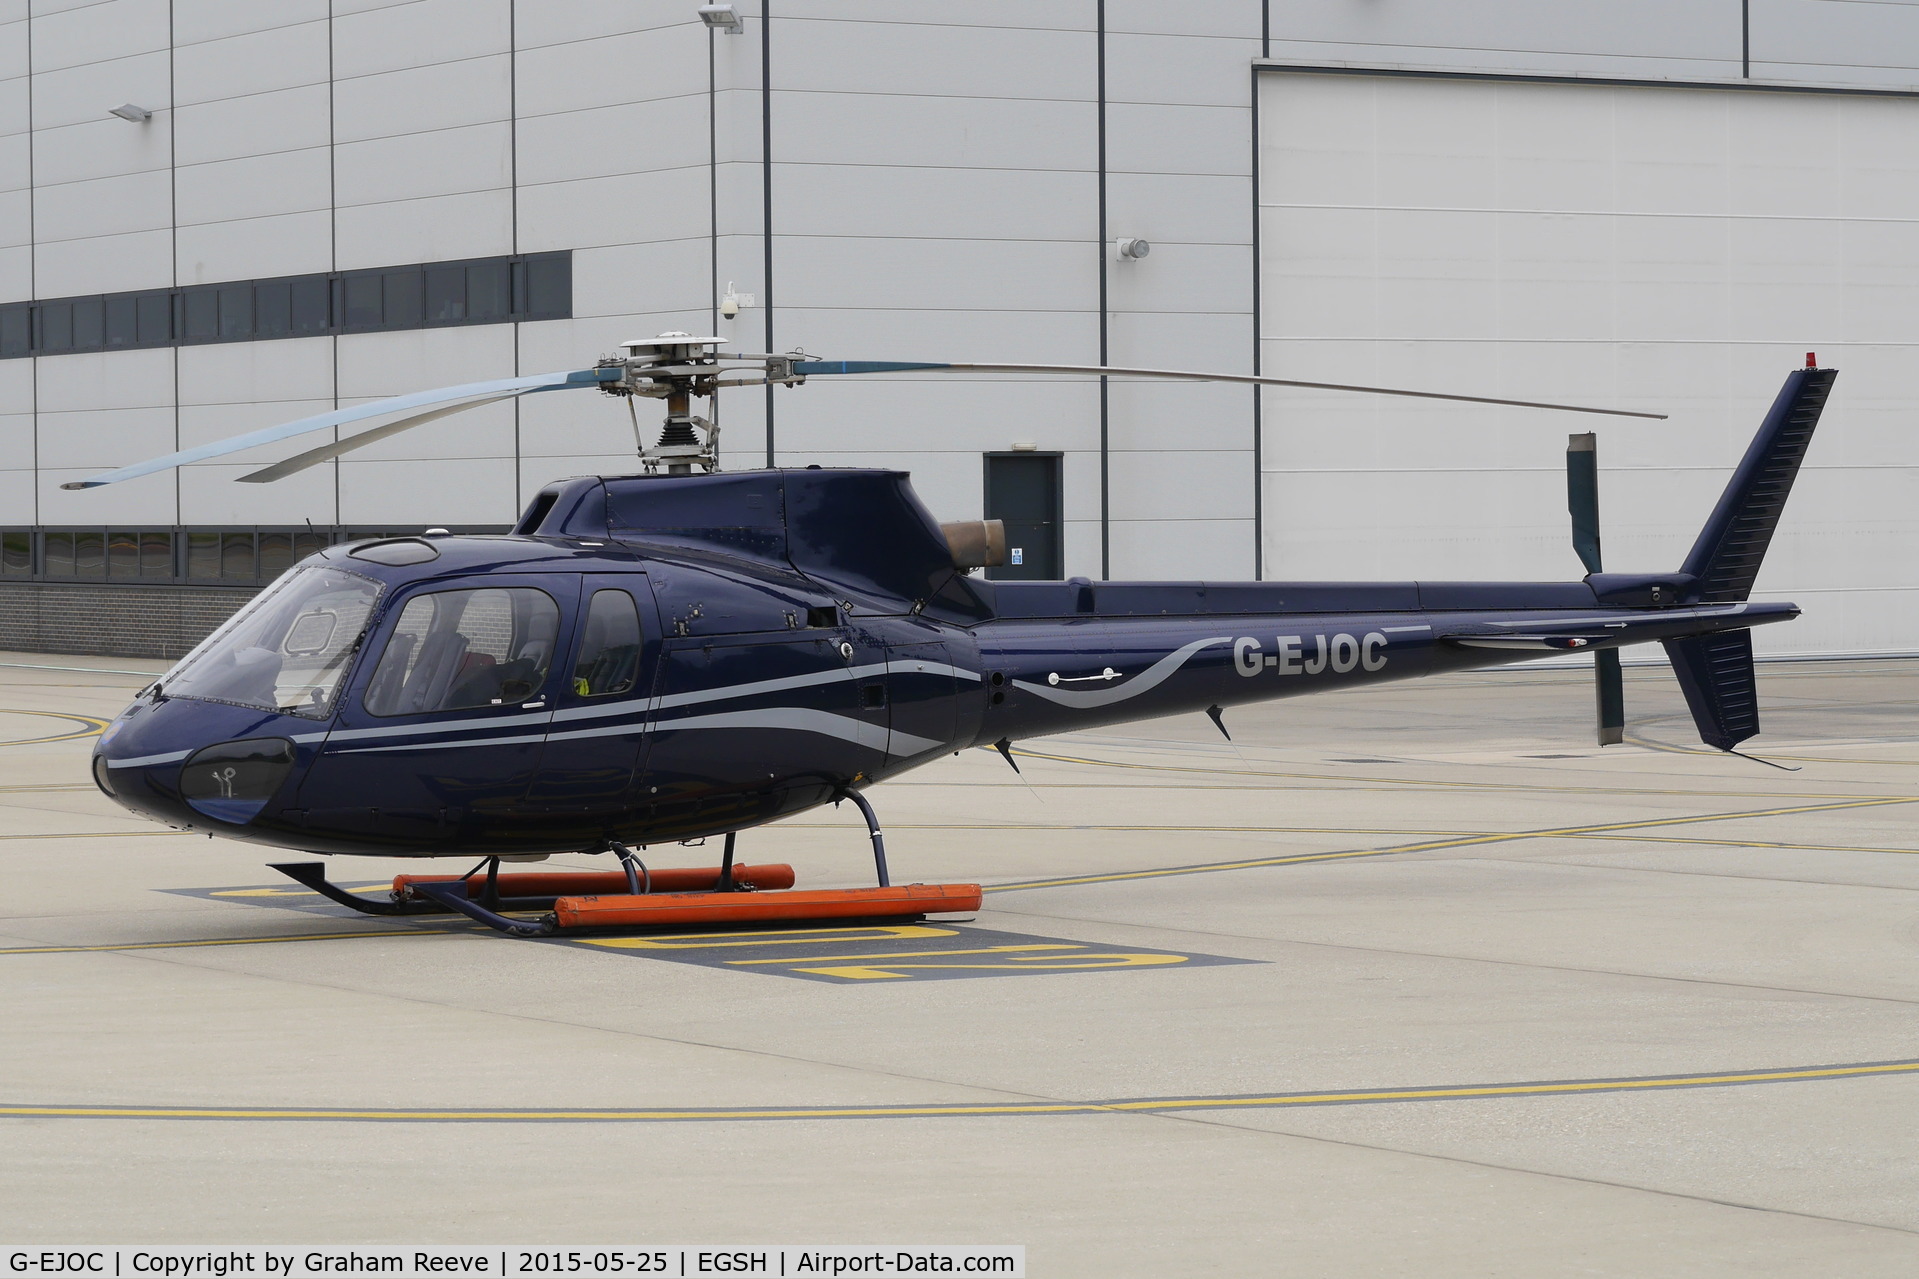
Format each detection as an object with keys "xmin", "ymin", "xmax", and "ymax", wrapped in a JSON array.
[
  {"xmin": 107, "ymin": 749, "xmax": 193, "ymax": 768},
  {"xmin": 545, "ymin": 721, "xmax": 654, "ymax": 744},
  {"xmin": 110, "ymin": 731, "xmax": 326, "ymax": 768},
  {"xmin": 109, "ymin": 664, "xmax": 981, "ymax": 763},
  {"xmin": 1011, "ymin": 636, "xmax": 1232, "ymax": 709},
  {"xmin": 331, "ymin": 732, "xmax": 551, "ymax": 755},
  {"xmin": 654, "ymin": 708, "xmax": 938, "ymax": 756},
  {"xmin": 327, "ymin": 711, "xmax": 555, "ymax": 743},
  {"xmin": 332, "ymin": 712, "xmax": 939, "ymax": 758}
]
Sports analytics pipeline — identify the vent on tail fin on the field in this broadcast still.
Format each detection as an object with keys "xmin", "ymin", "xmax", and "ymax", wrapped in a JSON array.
[
  {"xmin": 1663, "ymin": 629, "xmax": 1760, "ymax": 751},
  {"xmin": 1681, "ymin": 366, "xmax": 1835, "ymax": 603}
]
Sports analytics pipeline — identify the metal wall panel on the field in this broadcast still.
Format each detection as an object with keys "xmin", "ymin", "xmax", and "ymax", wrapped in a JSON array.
[{"xmin": 1259, "ymin": 69, "xmax": 1919, "ymax": 655}]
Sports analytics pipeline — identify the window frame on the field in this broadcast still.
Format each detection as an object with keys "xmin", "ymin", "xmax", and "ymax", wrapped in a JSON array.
[
  {"xmin": 4, "ymin": 252, "xmax": 573, "ymax": 359},
  {"xmin": 569, "ymin": 587, "xmax": 645, "ymax": 699},
  {"xmin": 360, "ymin": 583, "xmax": 565, "ymax": 719}
]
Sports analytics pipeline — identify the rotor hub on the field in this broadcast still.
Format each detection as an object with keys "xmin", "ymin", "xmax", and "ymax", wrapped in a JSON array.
[{"xmin": 594, "ymin": 332, "xmax": 810, "ymax": 473}]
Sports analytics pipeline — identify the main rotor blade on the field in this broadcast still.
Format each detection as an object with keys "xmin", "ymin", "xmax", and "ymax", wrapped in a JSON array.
[
  {"xmin": 790, "ymin": 360, "xmax": 1667, "ymax": 420},
  {"xmin": 61, "ymin": 368, "xmax": 616, "ymax": 489},
  {"xmin": 237, "ymin": 393, "xmax": 524, "ymax": 483}
]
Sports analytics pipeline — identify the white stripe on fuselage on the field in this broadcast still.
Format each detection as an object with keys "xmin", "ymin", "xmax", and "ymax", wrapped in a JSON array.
[
  {"xmin": 106, "ymin": 661, "xmax": 979, "ymax": 764},
  {"xmin": 1011, "ymin": 636, "xmax": 1232, "ymax": 708}
]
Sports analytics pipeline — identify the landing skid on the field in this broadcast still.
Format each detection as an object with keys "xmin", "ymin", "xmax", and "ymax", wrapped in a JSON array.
[{"xmin": 266, "ymin": 790, "xmax": 982, "ymax": 938}]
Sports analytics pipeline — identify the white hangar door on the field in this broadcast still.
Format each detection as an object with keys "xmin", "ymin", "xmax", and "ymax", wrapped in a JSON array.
[{"xmin": 1257, "ymin": 70, "xmax": 1919, "ymax": 656}]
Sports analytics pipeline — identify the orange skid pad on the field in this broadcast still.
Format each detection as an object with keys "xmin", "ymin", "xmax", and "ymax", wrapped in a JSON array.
[
  {"xmin": 553, "ymin": 883, "xmax": 984, "ymax": 930},
  {"xmin": 393, "ymin": 864, "xmax": 796, "ymax": 900}
]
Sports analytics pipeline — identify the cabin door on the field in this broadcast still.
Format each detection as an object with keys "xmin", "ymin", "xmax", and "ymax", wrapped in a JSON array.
[
  {"xmin": 640, "ymin": 629, "xmax": 867, "ymax": 836},
  {"xmin": 298, "ymin": 574, "xmax": 580, "ymax": 850},
  {"xmin": 520, "ymin": 573, "xmax": 659, "ymax": 839}
]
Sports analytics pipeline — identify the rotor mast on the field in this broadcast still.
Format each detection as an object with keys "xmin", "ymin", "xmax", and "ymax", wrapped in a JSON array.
[{"xmin": 597, "ymin": 333, "xmax": 809, "ymax": 474}]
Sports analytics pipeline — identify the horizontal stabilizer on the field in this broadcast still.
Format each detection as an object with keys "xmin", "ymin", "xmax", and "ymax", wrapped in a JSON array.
[{"xmin": 1663, "ymin": 629, "xmax": 1760, "ymax": 751}]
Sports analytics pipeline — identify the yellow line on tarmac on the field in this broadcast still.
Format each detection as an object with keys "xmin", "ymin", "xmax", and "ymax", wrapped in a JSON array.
[
  {"xmin": 1566, "ymin": 833, "xmax": 1919, "ymax": 857},
  {"xmin": 984, "ymin": 796, "xmax": 1919, "ymax": 892},
  {"xmin": 726, "ymin": 943, "xmax": 1079, "ymax": 966},
  {"xmin": 4, "ymin": 1058, "xmax": 1914, "ymax": 1123},
  {"xmin": 0, "ymin": 709, "xmax": 110, "ymax": 747},
  {"xmin": 0, "ymin": 830, "xmax": 182, "ymax": 841},
  {"xmin": 1000, "ymin": 744, "xmax": 1892, "ymax": 802},
  {"xmin": 0, "ymin": 929, "xmax": 453, "ymax": 955}
]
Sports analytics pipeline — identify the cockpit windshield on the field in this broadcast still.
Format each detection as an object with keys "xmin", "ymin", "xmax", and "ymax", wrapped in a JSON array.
[{"xmin": 159, "ymin": 563, "xmax": 384, "ymax": 719}]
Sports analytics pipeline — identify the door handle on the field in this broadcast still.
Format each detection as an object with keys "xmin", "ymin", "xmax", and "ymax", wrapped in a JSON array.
[{"xmin": 521, "ymin": 699, "xmax": 547, "ymax": 710}]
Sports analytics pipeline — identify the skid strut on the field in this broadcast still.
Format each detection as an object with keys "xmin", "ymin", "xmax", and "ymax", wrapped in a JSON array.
[
  {"xmin": 839, "ymin": 787, "xmax": 891, "ymax": 888},
  {"xmin": 266, "ymin": 789, "xmax": 979, "ymax": 938},
  {"xmin": 268, "ymin": 859, "xmax": 794, "ymax": 916}
]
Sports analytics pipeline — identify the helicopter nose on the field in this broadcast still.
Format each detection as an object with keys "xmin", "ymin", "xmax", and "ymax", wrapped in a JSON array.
[
  {"xmin": 90, "ymin": 696, "xmax": 305, "ymax": 830},
  {"xmin": 174, "ymin": 738, "xmax": 297, "ymax": 824}
]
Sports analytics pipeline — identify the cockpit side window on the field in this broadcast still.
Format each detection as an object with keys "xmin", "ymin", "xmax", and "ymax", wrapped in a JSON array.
[
  {"xmin": 571, "ymin": 589, "xmax": 643, "ymax": 697},
  {"xmin": 160, "ymin": 565, "xmax": 383, "ymax": 719},
  {"xmin": 363, "ymin": 586, "xmax": 560, "ymax": 717}
]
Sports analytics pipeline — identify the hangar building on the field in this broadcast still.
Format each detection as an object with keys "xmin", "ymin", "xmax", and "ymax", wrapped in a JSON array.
[{"xmin": 2, "ymin": 2, "xmax": 1916, "ymax": 656}]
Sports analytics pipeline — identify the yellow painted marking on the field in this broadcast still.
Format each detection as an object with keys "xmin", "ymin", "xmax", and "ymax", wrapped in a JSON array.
[
  {"xmin": 795, "ymin": 953, "xmax": 1190, "ymax": 980},
  {"xmin": 725, "ymin": 943, "xmax": 1079, "ymax": 966},
  {"xmin": 0, "ymin": 830, "xmax": 180, "ymax": 841},
  {"xmin": 1568, "ymin": 833, "xmax": 1919, "ymax": 856},
  {"xmin": 0, "ymin": 709, "xmax": 111, "ymax": 747},
  {"xmin": 211, "ymin": 884, "xmax": 389, "ymax": 899},
  {"xmin": 0, "ymin": 929, "xmax": 451, "ymax": 955},
  {"xmin": 4, "ymin": 1059, "xmax": 1914, "ymax": 1122},
  {"xmin": 999, "ymin": 743, "xmax": 1908, "ymax": 802},
  {"xmin": 581, "ymin": 925, "xmax": 958, "ymax": 951},
  {"xmin": 1625, "ymin": 727, "xmax": 1919, "ymax": 768},
  {"xmin": 986, "ymin": 796, "xmax": 1919, "ymax": 892}
]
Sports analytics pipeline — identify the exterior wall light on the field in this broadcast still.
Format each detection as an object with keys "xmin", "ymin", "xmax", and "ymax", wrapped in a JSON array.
[
  {"xmin": 698, "ymin": 4, "xmax": 743, "ymax": 33},
  {"xmin": 108, "ymin": 104, "xmax": 153, "ymax": 123}
]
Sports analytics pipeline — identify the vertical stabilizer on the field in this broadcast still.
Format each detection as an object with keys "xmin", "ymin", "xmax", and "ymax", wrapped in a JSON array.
[
  {"xmin": 1681, "ymin": 365, "xmax": 1835, "ymax": 602},
  {"xmin": 1663, "ymin": 630, "xmax": 1761, "ymax": 751}
]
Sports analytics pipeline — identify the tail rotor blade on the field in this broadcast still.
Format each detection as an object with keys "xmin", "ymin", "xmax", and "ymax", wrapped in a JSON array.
[
  {"xmin": 1568, "ymin": 431, "xmax": 1624, "ymax": 745},
  {"xmin": 1567, "ymin": 432, "xmax": 1603, "ymax": 575}
]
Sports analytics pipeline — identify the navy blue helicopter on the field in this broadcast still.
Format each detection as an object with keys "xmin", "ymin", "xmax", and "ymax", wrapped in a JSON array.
[{"xmin": 75, "ymin": 336, "xmax": 1832, "ymax": 934}]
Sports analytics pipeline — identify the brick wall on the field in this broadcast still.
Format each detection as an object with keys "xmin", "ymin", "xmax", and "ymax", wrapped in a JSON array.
[{"xmin": 0, "ymin": 582, "xmax": 260, "ymax": 659}]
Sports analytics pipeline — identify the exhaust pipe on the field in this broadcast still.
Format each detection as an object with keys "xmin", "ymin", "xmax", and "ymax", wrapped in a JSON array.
[{"xmin": 941, "ymin": 519, "xmax": 1007, "ymax": 568}]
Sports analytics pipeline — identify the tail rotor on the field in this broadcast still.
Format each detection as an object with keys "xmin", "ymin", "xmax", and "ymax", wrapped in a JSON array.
[{"xmin": 1567, "ymin": 432, "xmax": 1626, "ymax": 745}]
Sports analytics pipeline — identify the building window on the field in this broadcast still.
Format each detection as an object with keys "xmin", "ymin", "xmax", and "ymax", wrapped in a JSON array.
[
  {"xmin": 0, "ymin": 531, "xmax": 29, "ymax": 575},
  {"xmin": 2, "ymin": 526, "xmax": 506, "ymax": 587},
  {"xmin": 105, "ymin": 296, "xmax": 138, "ymax": 349},
  {"xmin": 141, "ymin": 531, "xmax": 173, "ymax": 577},
  {"xmin": 2, "ymin": 252, "xmax": 573, "ymax": 360},
  {"xmin": 107, "ymin": 530, "xmax": 140, "ymax": 579},
  {"xmin": 72, "ymin": 531, "xmax": 105, "ymax": 578},
  {"xmin": 0, "ymin": 307, "xmax": 27, "ymax": 357},
  {"xmin": 73, "ymin": 299, "xmax": 104, "ymax": 349}
]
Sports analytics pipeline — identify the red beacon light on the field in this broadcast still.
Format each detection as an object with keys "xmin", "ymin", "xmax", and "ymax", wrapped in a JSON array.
[{"xmin": 1807, "ymin": 352, "xmax": 1818, "ymax": 368}]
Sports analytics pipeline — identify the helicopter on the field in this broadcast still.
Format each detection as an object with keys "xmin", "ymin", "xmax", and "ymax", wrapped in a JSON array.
[{"xmin": 75, "ymin": 335, "xmax": 1833, "ymax": 936}]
